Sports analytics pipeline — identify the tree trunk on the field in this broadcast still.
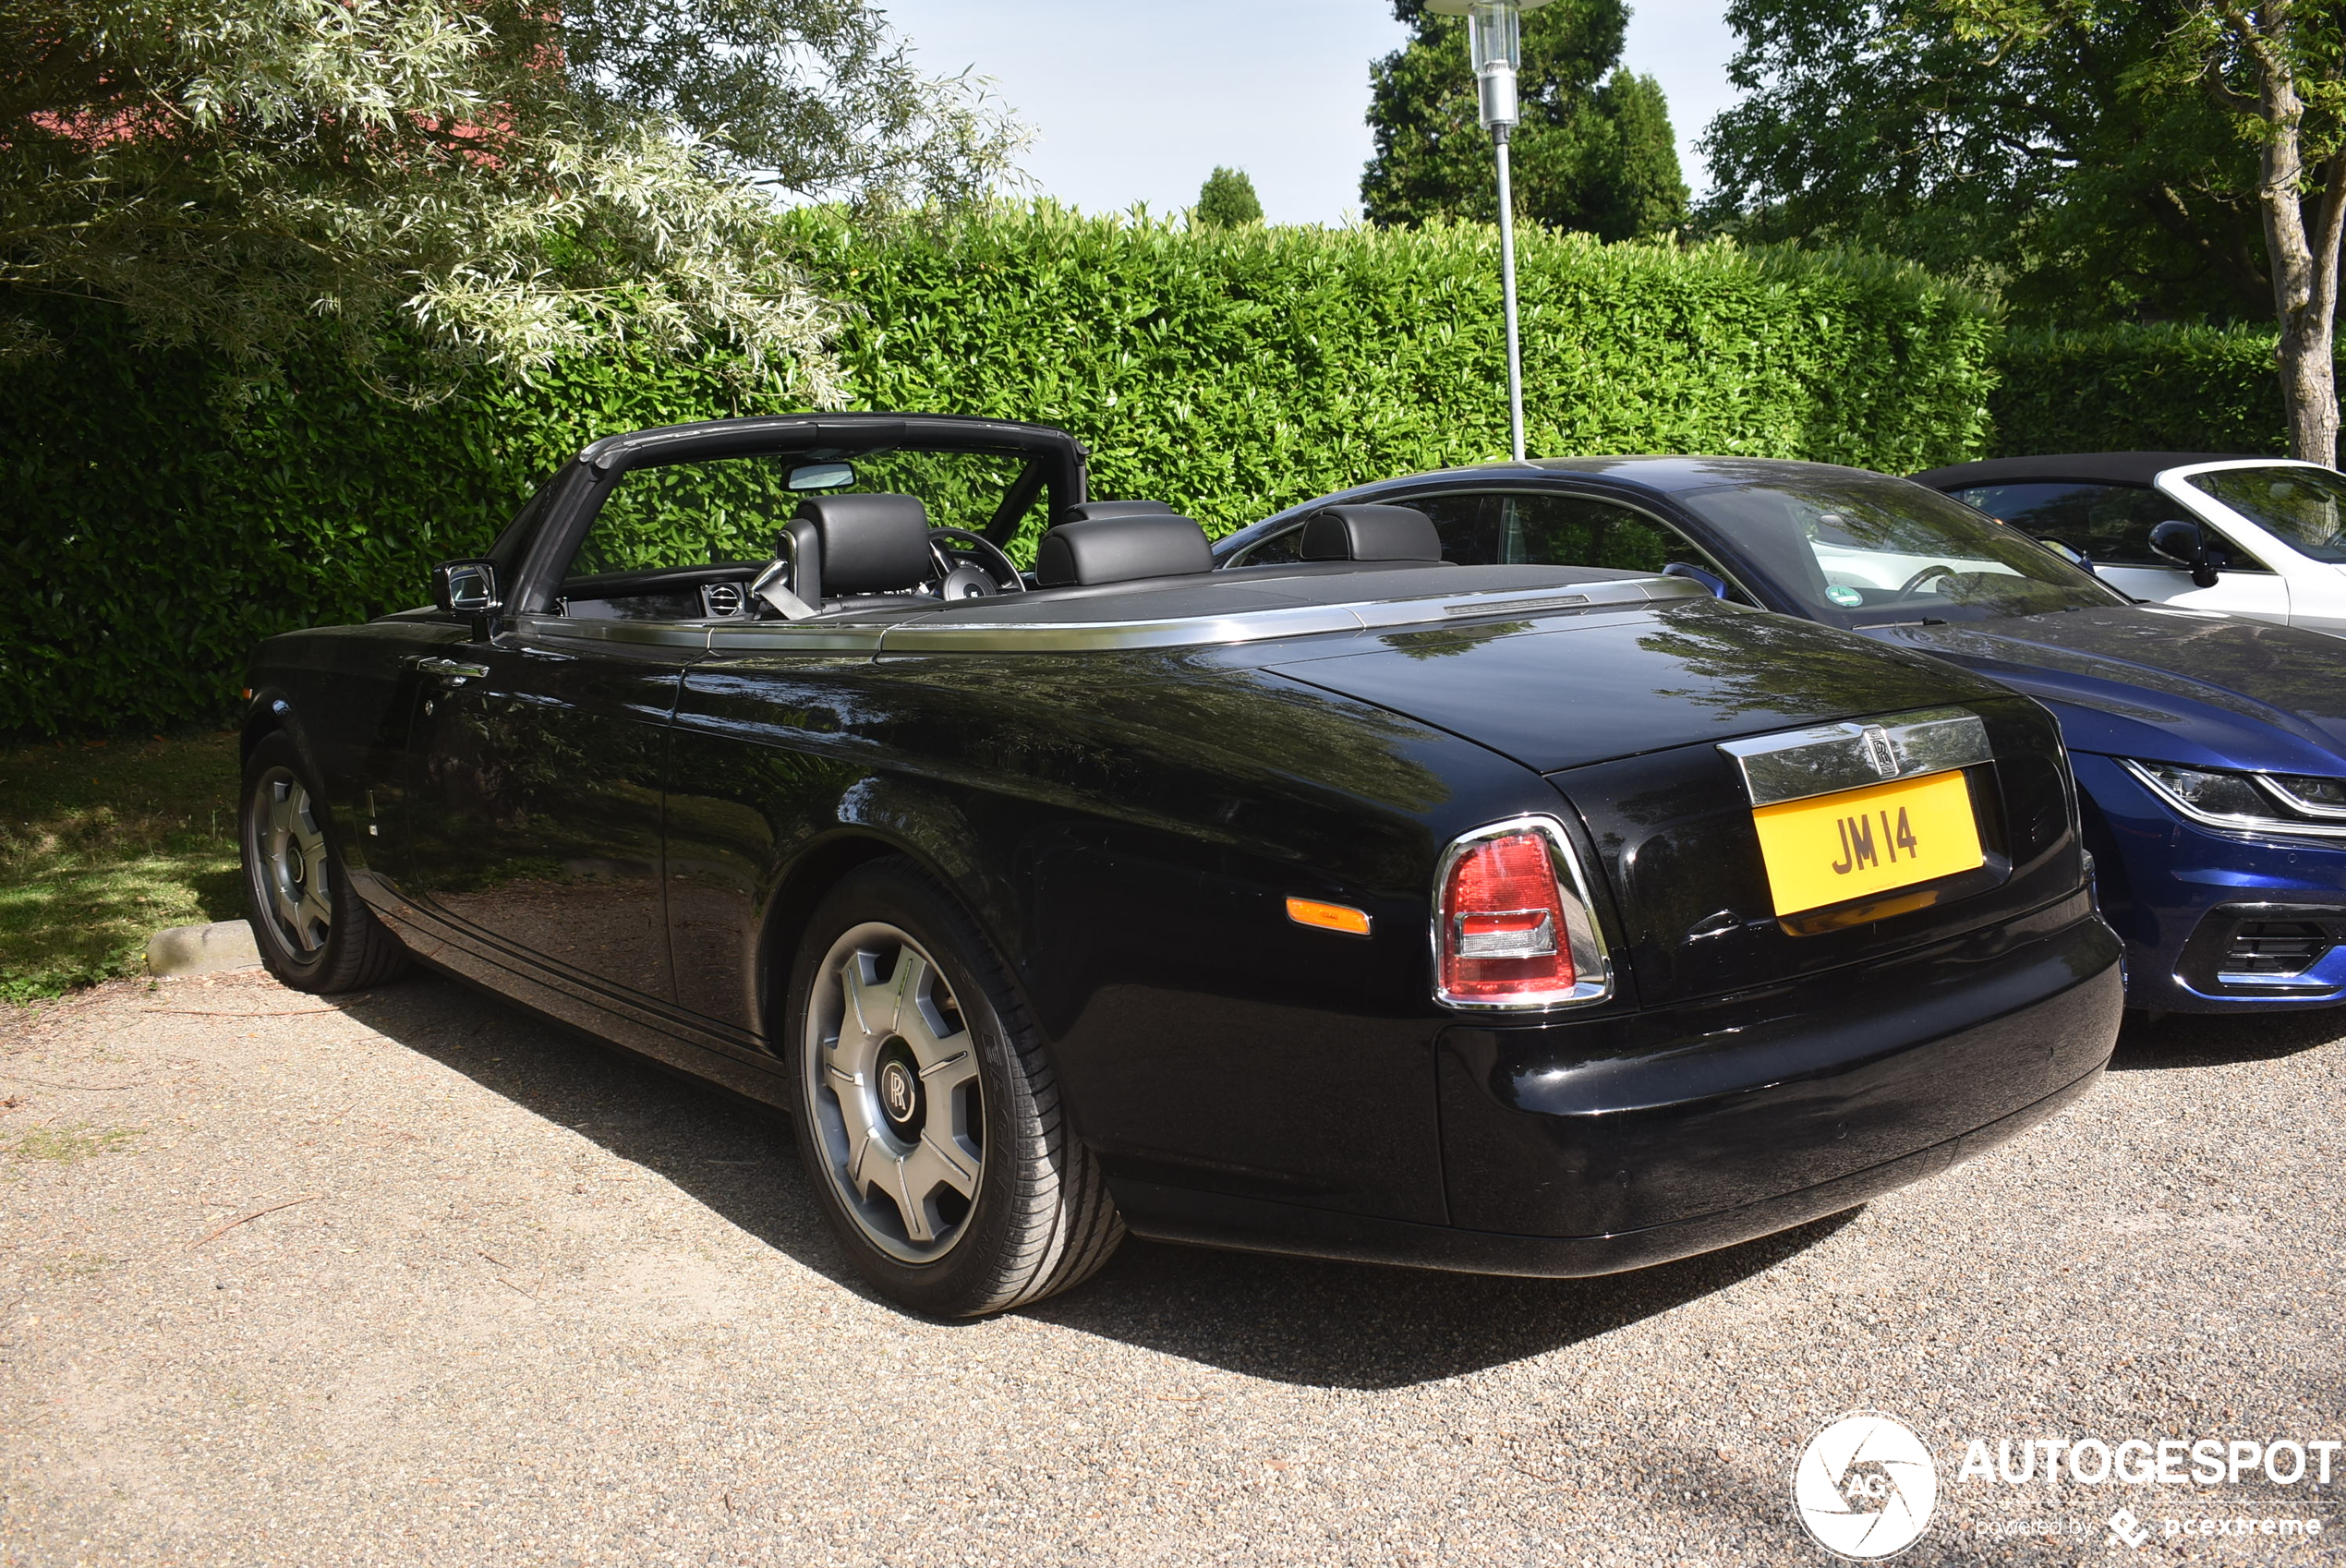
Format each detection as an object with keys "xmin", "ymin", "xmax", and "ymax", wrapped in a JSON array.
[{"xmin": 2243, "ymin": 8, "xmax": 2343, "ymax": 464}]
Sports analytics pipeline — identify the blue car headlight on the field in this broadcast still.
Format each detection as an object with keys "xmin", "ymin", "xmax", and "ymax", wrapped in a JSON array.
[
  {"xmin": 2266, "ymin": 773, "xmax": 2346, "ymax": 816},
  {"xmin": 2126, "ymin": 759, "xmax": 2346, "ymax": 835}
]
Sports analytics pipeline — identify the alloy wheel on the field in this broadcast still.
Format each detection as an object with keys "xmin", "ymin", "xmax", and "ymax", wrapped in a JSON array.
[
  {"xmin": 802, "ymin": 922, "xmax": 986, "ymax": 1264},
  {"xmin": 254, "ymin": 767, "xmax": 333, "ymax": 959}
]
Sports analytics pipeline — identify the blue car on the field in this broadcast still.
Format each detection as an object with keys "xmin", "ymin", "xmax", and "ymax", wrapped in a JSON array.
[{"xmin": 1218, "ymin": 457, "xmax": 2346, "ymax": 1015}]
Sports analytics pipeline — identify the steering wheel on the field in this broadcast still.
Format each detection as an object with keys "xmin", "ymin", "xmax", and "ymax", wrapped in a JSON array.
[
  {"xmin": 925, "ymin": 526, "xmax": 1026, "ymax": 599},
  {"xmin": 1900, "ymin": 563, "xmax": 1959, "ymax": 595}
]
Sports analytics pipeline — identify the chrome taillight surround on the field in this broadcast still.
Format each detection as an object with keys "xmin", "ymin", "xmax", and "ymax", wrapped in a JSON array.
[{"xmin": 1430, "ymin": 814, "xmax": 1614, "ymax": 1013}]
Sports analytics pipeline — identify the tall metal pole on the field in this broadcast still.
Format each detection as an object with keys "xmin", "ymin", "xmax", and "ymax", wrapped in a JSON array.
[{"xmin": 1493, "ymin": 125, "xmax": 1525, "ymax": 464}]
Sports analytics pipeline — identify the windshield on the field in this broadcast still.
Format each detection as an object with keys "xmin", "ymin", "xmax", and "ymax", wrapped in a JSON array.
[
  {"xmin": 2185, "ymin": 465, "xmax": 2346, "ymax": 562},
  {"xmin": 1677, "ymin": 472, "xmax": 2128, "ymax": 626},
  {"xmin": 574, "ymin": 447, "xmax": 1046, "ymax": 581}
]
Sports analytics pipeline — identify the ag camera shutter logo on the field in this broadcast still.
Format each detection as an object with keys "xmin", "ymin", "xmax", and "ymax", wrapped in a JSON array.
[{"xmin": 1793, "ymin": 1412, "xmax": 1939, "ymax": 1559}]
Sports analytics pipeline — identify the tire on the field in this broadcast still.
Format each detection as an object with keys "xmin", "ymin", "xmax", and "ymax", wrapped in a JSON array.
[
  {"xmin": 783, "ymin": 858, "xmax": 1123, "ymax": 1317},
  {"xmin": 239, "ymin": 730, "xmax": 409, "ymax": 994}
]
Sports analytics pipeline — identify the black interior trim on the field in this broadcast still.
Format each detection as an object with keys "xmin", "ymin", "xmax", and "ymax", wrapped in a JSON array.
[{"xmin": 983, "ymin": 458, "xmax": 1050, "ymax": 547}]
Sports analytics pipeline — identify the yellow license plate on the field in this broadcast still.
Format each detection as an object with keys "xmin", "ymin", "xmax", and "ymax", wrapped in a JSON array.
[{"xmin": 1750, "ymin": 770, "xmax": 1983, "ymax": 916}]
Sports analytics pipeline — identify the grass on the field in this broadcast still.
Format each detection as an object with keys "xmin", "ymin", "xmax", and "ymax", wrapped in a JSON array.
[
  {"xmin": 3, "ymin": 1125, "xmax": 144, "ymax": 1163},
  {"xmin": 0, "ymin": 732, "xmax": 244, "ymax": 1003}
]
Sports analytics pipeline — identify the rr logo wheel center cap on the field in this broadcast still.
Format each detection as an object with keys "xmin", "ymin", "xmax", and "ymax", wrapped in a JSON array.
[{"xmin": 879, "ymin": 1059, "xmax": 919, "ymax": 1128}]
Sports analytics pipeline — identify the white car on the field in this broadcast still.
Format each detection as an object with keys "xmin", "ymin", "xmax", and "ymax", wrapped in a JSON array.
[{"xmin": 1911, "ymin": 452, "xmax": 2346, "ymax": 633}]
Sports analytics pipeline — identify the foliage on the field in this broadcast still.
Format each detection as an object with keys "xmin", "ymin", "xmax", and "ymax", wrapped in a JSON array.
[
  {"xmin": 1988, "ymin": 323, "xmax": 2299, "ymax": 457},
  {"xmin": 0, "ymin": 0, "xmax": 1021, "ymax": 402},
  {"xmin": 0, "ymin": 732, "xmax": 242, "ymax": 1003},
  {"xmin": 1708, "ymin": 0, "xmax": 2346, "ymax": 459},
  {"xmin": 557, "ymin": 0, "xmax": 1023, "ymax": 211},
  {"xmin": 0, "ymin": 209, "xmax": 2002, "ymax": 737},
  {"xmin": 2010, "ymin": 0, "xmax": 2346, "ymax": 464},
  {"xmin": 1703, "ymin": 0, "xmax": 2241, "ymax": 324},
  {"xmin": 1195, "ymin": 168, "xmax": 1265, "ymax": 229},
  {"xmin": 1361, "ymin": 0, "xmax": 1687, "ymax": 240}
]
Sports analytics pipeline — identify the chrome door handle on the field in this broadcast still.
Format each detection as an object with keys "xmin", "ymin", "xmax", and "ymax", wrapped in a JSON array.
[{"xmin": 414, "ymin": 657, "xmax": 490, "ymax": 680}]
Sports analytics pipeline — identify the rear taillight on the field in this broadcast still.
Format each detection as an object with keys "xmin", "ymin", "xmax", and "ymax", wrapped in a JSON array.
[{"xmin": 1434, "ymin": 817, "xmax": 1610, "ymax": 1010}]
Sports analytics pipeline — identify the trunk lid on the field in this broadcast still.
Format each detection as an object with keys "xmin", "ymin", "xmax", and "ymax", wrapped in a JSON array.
[
  {"xmin": 1267, "ymin": 600, "xmax": 2090, "ymax": 1006},
  {"xmin": 1263, "ymin": 598, "xmax": 2011, "ymax": 771}
]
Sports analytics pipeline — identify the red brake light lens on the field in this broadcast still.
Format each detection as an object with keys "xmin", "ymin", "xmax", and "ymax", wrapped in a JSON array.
[{"xmin": 1438, "ymin": 829, "xmax": 1577, "ymax": 1003}]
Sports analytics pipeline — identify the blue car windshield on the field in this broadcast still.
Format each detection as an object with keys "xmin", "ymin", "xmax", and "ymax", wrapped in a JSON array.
[{"xmin": 1677, "ymin": 473, "xmax": 2129, "ymax": 626}]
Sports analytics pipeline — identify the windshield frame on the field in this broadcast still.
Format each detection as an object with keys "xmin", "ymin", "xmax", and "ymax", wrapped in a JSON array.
[
  {"xmin": 1674, "ymin": 471, "xmax": 2134, "ymax": 630},
  {"xmin": 2166, "ymin": 458, "xmax": 2346, "ymax": 565}
]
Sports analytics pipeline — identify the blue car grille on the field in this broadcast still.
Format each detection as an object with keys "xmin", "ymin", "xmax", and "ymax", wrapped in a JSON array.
[{"xmin": 2221, "ymin": 921, "xmax": 2332, "ymax": 979}]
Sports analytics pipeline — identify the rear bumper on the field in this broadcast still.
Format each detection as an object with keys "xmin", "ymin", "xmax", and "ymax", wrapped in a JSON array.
[
  {"xmin": 1112, "ymin": 896, "xmax": 2122, "ymax": 1277},
  {"xmin": 1111, "ymin": 1060, "xmax": 2105, "ymax": 1278}
]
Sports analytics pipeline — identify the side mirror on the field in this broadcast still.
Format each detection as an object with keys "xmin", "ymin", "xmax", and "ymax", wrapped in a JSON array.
[
  {"xmin": 2149, "ymin": 520, "xmax": 2222, "ymax": 588},
  {"xmin": 1662, "ymin": 561, "xmax": 1730, "ymax": 599},
  {"xmin": 432, "ymin": 559, "xmax": 501, "ymax": 615}
]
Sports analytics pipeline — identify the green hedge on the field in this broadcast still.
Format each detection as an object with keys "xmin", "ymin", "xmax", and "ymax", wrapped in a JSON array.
[
  {"xmin": 802, "ymin": 212, "xmax": 2003, "ymax": 523},
  {"xmin": 0, "ymin": 210, "xmax": 2001, "ymax": 738},
  {"xmin": 1989, "ymin": 324, "xmax": 2295, "ymax": 458}
]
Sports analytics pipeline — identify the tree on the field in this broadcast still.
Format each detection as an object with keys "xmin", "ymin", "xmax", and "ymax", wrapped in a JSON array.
[
  {"xmin": 1361, "ymin": 0, "xmax": 1687, "ymax": 240},
  {"xmin": 2035, "ymin": 0, "xmax": 2346, "ymax": 465},
  {"xmin": 1195, "ymin": 167, "xmax": 1264, "ymax": 228},
  {"xmin": 1703, "ymin": 0, "xmax": 2346, "ymax": 463},
  {"xmin": 0, "ymin": 0, "xmax": 1023, "ymax": 400},
  {"xmin": 1703, "ymin": 2, "xmax": 2260, "ymax": 324}
]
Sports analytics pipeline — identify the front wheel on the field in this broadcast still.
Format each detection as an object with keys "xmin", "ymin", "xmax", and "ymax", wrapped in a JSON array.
[
  {"xmin": 784, "ymin": 860, "xmax": 1122, "ymax": 1316},
  {"xmin": 239, "ymin": 730, "xmax": 408, "ymax": 993}
]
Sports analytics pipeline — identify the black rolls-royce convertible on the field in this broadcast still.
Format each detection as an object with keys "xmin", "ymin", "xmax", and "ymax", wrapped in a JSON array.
[{"xmin": 240, "ymin": 413, "xmax": 2125, "ymax": 1317}]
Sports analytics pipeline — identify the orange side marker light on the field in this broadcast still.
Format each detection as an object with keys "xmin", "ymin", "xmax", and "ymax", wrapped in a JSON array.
[{"xmin": 1286, "ymin": 897, "xmax": 1372, "ymax": 937}]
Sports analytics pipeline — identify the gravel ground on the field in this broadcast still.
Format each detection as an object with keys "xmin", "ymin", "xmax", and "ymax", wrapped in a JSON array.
[{"xmin": 0, "ymin": 966, "xmax": 2340, "ymax": 1567}]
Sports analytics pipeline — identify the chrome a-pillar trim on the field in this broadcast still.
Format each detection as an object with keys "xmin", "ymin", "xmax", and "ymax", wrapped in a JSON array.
[
  {"xmin": 1718, "ymin": 707, "xmax": 1993, "ymax": 807},
  {"xmin": 1430, "ymin": 814, "xmax": 1614, "ymax": 1014}
]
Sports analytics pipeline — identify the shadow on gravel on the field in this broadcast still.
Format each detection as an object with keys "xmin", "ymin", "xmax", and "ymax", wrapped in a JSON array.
[
  {"xmin": 325, "ymin": 971, "xmax": 852, "ymax": 1285},
  {"xmin": 1029, "ymin": 1212, "xmax": 1856, "ymax": 1390},
  {"xmin": 329, "ymin": 972, "xmax": 1856, "ymax": 1391},
  {"xmin": 2110, "ymin": 1006, "xmax": 2342, "ymax": 1071}
]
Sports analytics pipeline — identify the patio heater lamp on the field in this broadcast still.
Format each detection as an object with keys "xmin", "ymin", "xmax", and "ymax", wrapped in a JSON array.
[{"xmin": 1429, "ymin": 0, "xmax": 1552, "ymax": 462}]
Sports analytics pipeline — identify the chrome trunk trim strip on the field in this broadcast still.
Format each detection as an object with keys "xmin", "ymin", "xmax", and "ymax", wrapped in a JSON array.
[{"xmin": 1719, "ymin": 706, "xmax": 1992, "ymax": 806}]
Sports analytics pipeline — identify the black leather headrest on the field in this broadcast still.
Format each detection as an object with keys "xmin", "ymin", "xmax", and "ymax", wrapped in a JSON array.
[
  {"xmin": 1301, "ymin": 504, "xmax": 1442, "ymax": 562},
  {"xmin": 1035, "ymin": 513, "xmax": 1215, "ymax": 587},
  {"xmin": 792, "ymin": 493, "xmax": 933, "ymax": 594},
  {"xmin": 1060, "ymin": 500, "xmax": 1176, "ymax": 523}
]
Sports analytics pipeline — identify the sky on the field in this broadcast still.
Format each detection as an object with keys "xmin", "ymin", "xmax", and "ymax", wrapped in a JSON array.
[{"xmin": 874, "ymin": 1, "xmax": 1742, "ymax": 225}]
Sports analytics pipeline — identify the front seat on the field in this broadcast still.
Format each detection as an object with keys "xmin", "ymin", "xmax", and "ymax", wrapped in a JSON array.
[
  {"xmin": 756, "ymin": 492, "xmax": 936, "ymax": 616},
  {"xmin": 1300, "ymin": 503, "xmax": 1442, "ymax": 562},
  {"xmin": 1034, "ymin": 513, "xmax": 1215, "ymax": 588}
]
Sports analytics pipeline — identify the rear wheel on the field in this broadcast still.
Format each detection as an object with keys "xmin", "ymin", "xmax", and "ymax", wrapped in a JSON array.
[
  {"xmin": 239, "ymin": 730, "xmax": 408, "ymax": 994},
  {"xmin": 784, "ymin": 859, "xmax": 1122, "ymax": 1316}
]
